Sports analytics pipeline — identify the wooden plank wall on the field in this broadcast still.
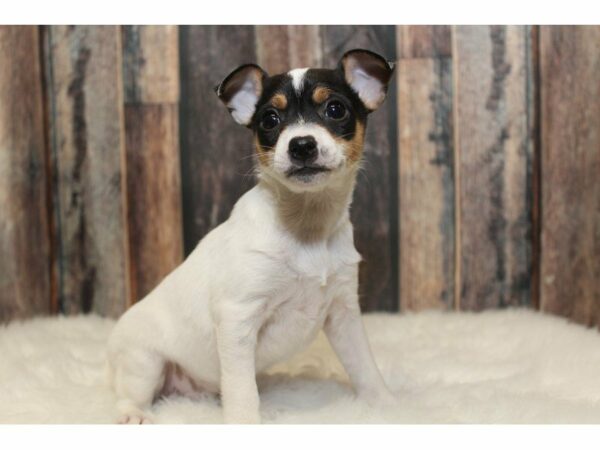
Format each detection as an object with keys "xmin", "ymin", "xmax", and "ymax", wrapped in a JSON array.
[
  {"xmin": 122, "ymin": 25, "xmax": 183, "ymax": 302},
  {"xmin": 0, "ymin": 26, "xmax": 51, "ymax": 320},
  {"xmin": 397, "ymin": 26, "xmax": 455, "ymax": 311},
  {"xmin": 44, "ymin": 26, "xmax": 130, "ymax": 317},
  {"xmin": 0, "ymin": 25, "xmax": 599, "ymax": 329},
  {"xmin": 539, "ymin": 26, "xmax": 600, "ymax": 327},
  {"xmin": 453, "ymin": 26, "xmax": 533, "ymax": 310},
  {"xmin": 179, "ymin": 26, "xmax": 257, "ymax": 253}
]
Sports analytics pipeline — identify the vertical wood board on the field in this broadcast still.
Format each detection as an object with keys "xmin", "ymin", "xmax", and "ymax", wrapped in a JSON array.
[
  {"xmin": 540, "ymin": 26, "xmax": 600, "ymax": 327},
  {"xmin": 179, "ymin": 26, "xmax": 258, "ymax": 253},
  {"xmin": 398, "ymin": 57, "xmax": 455, "ymax": 311},
  {"xmin": 453, "ymin": 25, "xmax": 533, "ymax": 310},
  {"xmin": 45, "ymin": 25, "xmax": 130, "ymax": 316},
  {"xmin": 0, "ymin": 26, "xmax": 51, "ymax": 322}
]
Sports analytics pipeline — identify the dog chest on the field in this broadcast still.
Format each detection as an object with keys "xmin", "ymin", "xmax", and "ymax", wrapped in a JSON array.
[{"xmin": 253, "ymin": 240, "xmax": 360, "ymax": 371}]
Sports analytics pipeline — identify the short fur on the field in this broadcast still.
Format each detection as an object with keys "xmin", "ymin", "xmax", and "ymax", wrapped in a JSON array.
[{"xmin": 107, "ymin": 49, "xmax": 395, "ymax": 424}]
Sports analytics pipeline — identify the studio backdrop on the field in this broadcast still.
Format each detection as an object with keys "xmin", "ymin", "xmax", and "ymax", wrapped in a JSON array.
[{"xmin": 0, "ymin": 25, "xmax": 598, "ymax": 327}]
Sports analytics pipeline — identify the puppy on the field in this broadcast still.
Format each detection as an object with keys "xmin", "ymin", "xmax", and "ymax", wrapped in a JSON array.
[{"xmin": 107, "ymin": 49, "xmax": 395, "ymax": 424}]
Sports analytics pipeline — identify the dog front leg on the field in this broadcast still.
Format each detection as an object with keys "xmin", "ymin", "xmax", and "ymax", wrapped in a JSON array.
[
  {"xmin": 216, "ymin": 317, "xmax": 261, "ymax": 424},
  {"xmin": 324, "ymin": 295, "xmax": 396, "ymax": 407}
]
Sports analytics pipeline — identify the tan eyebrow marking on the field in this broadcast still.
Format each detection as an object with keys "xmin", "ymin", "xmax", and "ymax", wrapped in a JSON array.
[
  {"xmin": 312, "ymin": 86, "xmax": 332, "ymax": 104},
  {"xmin": 270, "ymin": 93, "xmax": 288, "ymax": 109}
]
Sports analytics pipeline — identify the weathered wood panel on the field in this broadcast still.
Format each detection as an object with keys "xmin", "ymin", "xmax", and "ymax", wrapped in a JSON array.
[
  {"xmin": 122, "ymin": 26, "xmax": 183, "ymax": 303},
  {"xmin": 124, "ymin": 105, "xmax": 182, "ymax": 302},
  {"xmin": 398, "ymin": 57, "xmax": 454, "ymax": 311},
  {"xmin": 255, "ymin": 25, "xmax": 322, "ymax": 74},
  {"xmin": 44, "ymin": 26, "xmax": 130, "ymax": 317},
  {"xmin": 397, "ymin": 25, "xmax": 452, "ymax": 58},
  {"xmin": 122, "ymin": 25, "xmax": 179, "ymax": 104},
  {"xmin": 0, "ymin": 26, "xmax": 51, "ymax": 322},
  {"xmin": 453, "ymin": 25, "xmax": 533, "ymax": 310},
  {"xmin": 530, "ymin": 25, "xmax": 542, "ymax": 311},
  {"xmin": 179, "ymin": 26, "xmax": 257, "ymax": 253},
  {"xmin": 540, "ymin": 26, "xmax": 600, "ymax": 328},
  {"xmin": 321, "ymin": 26, "xmax": 398, "ymax": 311}
]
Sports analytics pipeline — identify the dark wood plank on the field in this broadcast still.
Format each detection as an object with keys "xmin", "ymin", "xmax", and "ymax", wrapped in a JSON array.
[
  {"xmin": 398, "ymin": 57, "xmax": 455, "ymax": 311},
  {"xmin": 44, "ymin": 25, "xmax": 130, "ymax": 317},
  {"xmin": 397, "ymin": 25, "xmax": 452, "ymax": 58},
  {"xmin": 453, "ymin": 25, "xmax": 533, "ymax": 310},
  {"xmin": 255, "ymin": 25, "xmax": 322, "ymax": 74},
  {"xmin": 122, "ymin": 26, "xmax": 183, "ymax": 302},
  {"xmin": 0, "ymin": 26, "xmax": 51, "ymax": 323},
  {"xmin": 539, "ymin": 26, "xmax": 600, "ymax": 328},
  {"xmin": 179, "ymin": 26, "xmax": 257, "ymax": 253},
  {"xmin": 320, "ymin": 25, "xmax": 398, "ymax": 311}
]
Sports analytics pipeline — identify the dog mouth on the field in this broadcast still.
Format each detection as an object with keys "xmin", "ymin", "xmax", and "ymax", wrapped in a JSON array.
[{"xmin": 286, "ymin": 165, "xmax": 331, "ymax": 178}]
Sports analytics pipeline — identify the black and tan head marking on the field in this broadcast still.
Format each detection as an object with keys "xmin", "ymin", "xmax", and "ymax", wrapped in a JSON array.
[
  {"xmin": 312, "ymin": 86, "xmax": 332, "ymax": 104},
  {"xmin": 215, "ymin": 49, "xmax": 394, "ymax": 169},
  {"xmin": 270, "ymin": 92, "xmax": 288, "ymax": 110}
]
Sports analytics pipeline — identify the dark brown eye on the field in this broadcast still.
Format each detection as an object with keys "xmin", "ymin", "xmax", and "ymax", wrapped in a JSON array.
[
  {"xmin": 260, "ymin": 111, "xmax": 281, "ymax": 130},
  {"xmin": 325, "ymin": 100, "xmax": 347, "ymax": 120}
]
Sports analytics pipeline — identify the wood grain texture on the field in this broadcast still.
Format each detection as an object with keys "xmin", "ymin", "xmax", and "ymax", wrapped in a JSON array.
[
  {"xmin": 530, "ymin": 25, "xmax": 542, "ymax": 311},
  {"xmin": 122, "ymin": 25, "xmax": 179, "ymax": 104},
  {"xmin": 255, "ymin": 25, "xmax": 322, "ymax": 74},
  {"xmin": 398, "ymin": 57, "xmax": 455, "ymax": 311},
  {"xmin": 287, "ymin": 26, "xmax": 323, "ymax": 68},
  {"xmin": 122, "ymin": 25, "xmax": 183, "ymax": 303},
  {"xmin": 539, "ymin": 26, "xmax": 600, "ymax": 328},
  {"xmin": 453, "ymin": 25, "xmax": 533, "ymax": 310},
  {"xmin": 321, "ymin": 25, "xmax": 398, "ymax": 311},
  {"xmin": 179, "ymin": 26, "xmax": 257, "ymax": 253},
  {"xmin": 0, "ymin": 26, "xmax": 51, "ymax": 323},
  {"xmin": 124, "ymin": 105, "xmax": 183, "ymax": 301},
  {"xmin": 397, "ymin": 26, "xmax": 452, "ymax": 58},
  {"xmin": 44, "ymin": 25, "xmax": 130, "ymax": 317}
]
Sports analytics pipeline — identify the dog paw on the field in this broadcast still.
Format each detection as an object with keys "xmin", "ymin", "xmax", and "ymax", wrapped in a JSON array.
[{"xmin": 118, "ymin": 414, "xmax": 153, "ymax": 424}]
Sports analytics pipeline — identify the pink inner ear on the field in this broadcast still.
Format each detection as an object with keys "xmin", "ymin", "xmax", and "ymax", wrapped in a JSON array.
[
  {"xmin": 219, "ymin": 67, "xmax": 264, "ymax": 125},
  {"xmin": 343, "ymin": 51, "xmax": 393, "ymax": 85},
  {"xmin": 343, "ymin": 56, "xmax": 389, "ymax": 111}
]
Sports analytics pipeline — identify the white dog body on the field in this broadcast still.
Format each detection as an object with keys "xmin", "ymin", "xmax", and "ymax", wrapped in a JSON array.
[
  {"xmin": 108, "ymin": 178, "xmax": 363, "ymax": 414},
  {"xmin": 108, "ymin": 51, "xmax": 396, "ymax": 423}
]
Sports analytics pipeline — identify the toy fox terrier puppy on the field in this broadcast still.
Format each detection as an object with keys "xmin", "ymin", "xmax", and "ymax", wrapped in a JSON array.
[{"xmin": 107, "ymin": 49, "xmax": 396, "ymax": 424}]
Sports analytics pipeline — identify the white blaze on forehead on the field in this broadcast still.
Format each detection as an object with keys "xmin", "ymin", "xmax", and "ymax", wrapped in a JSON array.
[{"xmin": 288, "ymin": 68, "xmax": 309, "ymax": 94}]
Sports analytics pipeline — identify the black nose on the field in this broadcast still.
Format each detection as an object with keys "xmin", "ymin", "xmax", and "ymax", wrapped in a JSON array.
[{"xmin": 288, "ymin": 136, "xmax": 318, "ymax": 164}]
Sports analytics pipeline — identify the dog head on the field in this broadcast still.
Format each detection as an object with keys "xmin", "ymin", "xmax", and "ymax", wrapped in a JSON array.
[{"xmin": 215, "ymin": 49, "xmax": 394, "ymax": 192}]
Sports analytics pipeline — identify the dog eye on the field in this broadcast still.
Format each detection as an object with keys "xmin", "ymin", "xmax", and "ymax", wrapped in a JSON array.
[
  {"xmin": 325, "ymin": 101, "xmax": 347, "ymax": 120},
  {"xmin": 260, "ymin": 111, "xmax": 281, "ymax": 130}
]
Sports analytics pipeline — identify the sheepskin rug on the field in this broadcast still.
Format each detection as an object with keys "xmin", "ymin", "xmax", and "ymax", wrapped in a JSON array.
[{"xmin": 1, "ymin": 309, "xmax": 600, "ymax": 424}]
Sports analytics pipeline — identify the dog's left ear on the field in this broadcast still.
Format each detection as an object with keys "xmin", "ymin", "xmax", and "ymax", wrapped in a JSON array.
[
  {"xmin": 215, "ymin": 64, "xmax": 268, "ymax": 126},
  {"xmin": 339, "ymin": 49, "xmax": 394, "ymax": 111}
]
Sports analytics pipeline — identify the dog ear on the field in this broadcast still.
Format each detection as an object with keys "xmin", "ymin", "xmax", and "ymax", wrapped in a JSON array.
[
  {"xmin": 338, "ymin": 49, "xmax": 394, "ymax": 111},
  {"xmin": 215, "ymin": 64, "xmax": 268, "ymax": 126}
]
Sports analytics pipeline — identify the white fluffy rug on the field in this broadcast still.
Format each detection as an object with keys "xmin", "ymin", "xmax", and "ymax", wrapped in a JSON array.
[{"xmin": 1, "ymin": 309, "xmax": 600, "ymax": 424}]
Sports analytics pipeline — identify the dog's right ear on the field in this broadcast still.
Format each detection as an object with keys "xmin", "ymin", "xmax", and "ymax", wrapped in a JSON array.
[{"xmin": 215, "ymin": 64, "xmax": 267, "ymax": 126}]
